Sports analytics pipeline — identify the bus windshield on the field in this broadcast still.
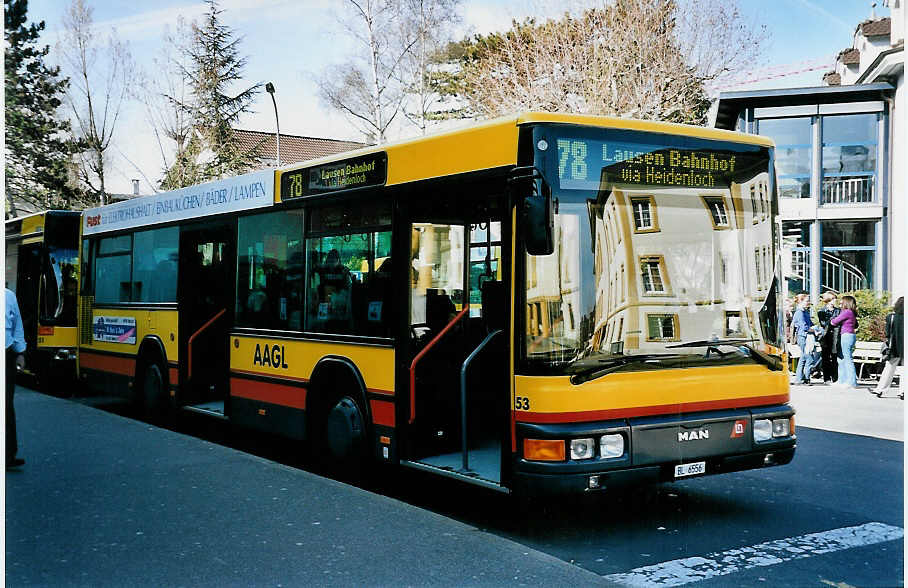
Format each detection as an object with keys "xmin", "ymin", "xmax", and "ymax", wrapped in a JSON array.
[{"xmin": 524, "ymin": 126, "xmax": 781, "ymax": 375}]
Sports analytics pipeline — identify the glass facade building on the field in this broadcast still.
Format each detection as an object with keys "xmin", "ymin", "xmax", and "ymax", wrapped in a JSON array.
[{"xmin": 713, "ymin": 83, "xmax": 895, "ymax": 302}]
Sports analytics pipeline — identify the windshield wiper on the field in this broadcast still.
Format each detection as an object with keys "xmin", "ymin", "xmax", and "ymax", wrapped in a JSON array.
[
  {"xmin": 666, "ymin": 338, "xmax": 756, "ymax": 358},
  {"xmin": 569, "ymin": 354, "xmax": 681, "ymax": 385},
  {"xmin": 665, "ymin": 338, "xmax": 782, "ymax": 370}
]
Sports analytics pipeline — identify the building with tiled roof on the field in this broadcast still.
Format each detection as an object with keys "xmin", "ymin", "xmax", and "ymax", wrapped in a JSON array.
[
  {"xmin": 861, "ymin": 17, "xmax": 891, "ymax": 38},
  {"xmin": 233, "ymin": 129, "xmax": 367, "ymax": 168}
]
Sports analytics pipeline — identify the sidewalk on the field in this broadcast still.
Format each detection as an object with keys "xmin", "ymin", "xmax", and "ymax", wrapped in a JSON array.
[
  {"xmin": 4, "ymin": 387, "xmax": 605, "ymax": 587},
  {"xmin": 789, "ymin": 380, "xmax": 904, "ymax": 442}
]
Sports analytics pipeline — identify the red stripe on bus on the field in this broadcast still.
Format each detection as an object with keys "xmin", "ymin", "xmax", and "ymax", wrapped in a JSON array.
[
  {"xmin": 515, "ymin": 394, "xmax": 791, "ymax": 424},
  {"xmin": 370, "ymin": 398, "xmax": 395, "ymax": 427},
  {"xmin": 230, "ymin": 378, "xmax": 306, "ymax": 410},
  {"xmin": 79, "ymin": 351, "xmax": 135, "ymax": 377}
]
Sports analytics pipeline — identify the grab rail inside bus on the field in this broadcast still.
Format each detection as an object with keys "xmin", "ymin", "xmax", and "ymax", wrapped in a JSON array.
[
  {"xmin": 408, "ymin": 306, "xmax": 470, "ymax": 425},
  {"xmin": 187, "ymin": 308, "xmax": 226, "ymax": 381},
  {"xmin": 458, "ymin": 329, "xmax": 502, "ymax": 472}
]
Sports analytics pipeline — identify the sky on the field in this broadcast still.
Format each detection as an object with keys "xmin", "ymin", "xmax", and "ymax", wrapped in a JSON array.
[{"xmin": 23, "ymin": 0, "xmax": 892, "ymax": 196}]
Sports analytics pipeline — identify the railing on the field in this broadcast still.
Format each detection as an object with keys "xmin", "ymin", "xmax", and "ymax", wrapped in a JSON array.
[
  {"xmin": 821, "ymin": 252, "xmax": 866, "ymax": 294},
  {"xmin": 187, "ymin": 309, "xmax": 226, "ymax": 381},
  {"xmin": 458, "ymin": 329, "xmax": 502, "ymax": 473},
  {"xmin": 821, "ymin": 176, "xmax": 874, "ymax": 205},
  {"xmin": 409, "ymin": 307, "xmax": 470, "ymax": 425}
]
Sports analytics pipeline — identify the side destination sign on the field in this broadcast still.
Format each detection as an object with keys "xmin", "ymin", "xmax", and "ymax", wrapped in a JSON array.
[
  {"xmin": 281, "ymin": 152, "xmax": 387, "ymax": 199},
  {"xmin": 83, "ymin": 169, "xmax": 274, "ymax": 235}
]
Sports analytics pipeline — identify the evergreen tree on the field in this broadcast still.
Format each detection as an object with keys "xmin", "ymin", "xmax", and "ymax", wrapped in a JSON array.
[
  {"xmin": 4, "ymin": 0, "xmax": 82, "ymax": 217},
  {"xmin": 167, "ymin": 0, "xmax": 261, "ymax": 186}
]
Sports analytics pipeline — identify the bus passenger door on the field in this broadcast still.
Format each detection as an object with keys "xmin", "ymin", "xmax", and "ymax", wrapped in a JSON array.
[
  {"xmin": 178, "ymin": 222, "xmax": 236, "ymax": 409},
  {"xmin": 404, "ymin": 214, "xmax": 508, "ymax": 491}
]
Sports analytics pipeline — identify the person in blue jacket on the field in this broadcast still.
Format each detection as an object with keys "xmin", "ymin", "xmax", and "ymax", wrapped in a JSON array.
[{"xmin": 792, "ymin": 293, "xmax": 821, "ymax": 385}]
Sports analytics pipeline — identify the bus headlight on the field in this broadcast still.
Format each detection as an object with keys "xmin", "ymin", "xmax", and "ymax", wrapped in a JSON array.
[
  {"xmin": 772, "ymin": 418, "xmax": 790, "ymax": 438},
  {"xmin": 600, "ymin": 434, "xmax": 625, "ymax": 458},
  {"xmin": 570, "ymin": 438, "xmax": 595, "ymax": 460},
  {"xmin": 754, "ymin": 419, "xmax": 772, "ymax": 442}
]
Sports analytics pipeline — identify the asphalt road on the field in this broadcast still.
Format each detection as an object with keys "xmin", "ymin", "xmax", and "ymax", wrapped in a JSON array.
[{"xmin": 6, "ymin": 385, "xmax": 905, "ymax": 587}]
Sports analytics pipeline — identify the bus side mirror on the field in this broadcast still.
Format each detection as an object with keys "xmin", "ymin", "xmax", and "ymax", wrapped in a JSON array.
[
  {"xmin": 524, "ymin": 182, "xmax": 554, "ymax": 256},
  {"xmin": 510, "ymin": 167, "xmax": 554, "ymax": 256}
]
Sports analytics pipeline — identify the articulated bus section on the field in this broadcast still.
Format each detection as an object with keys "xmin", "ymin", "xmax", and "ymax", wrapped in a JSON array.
[{"xmin": 5, "ymin": 211, "xmax": 81, "ymax": 389}]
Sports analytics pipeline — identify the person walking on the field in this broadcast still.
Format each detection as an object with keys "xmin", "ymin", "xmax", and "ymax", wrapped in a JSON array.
[
  {"xmin": 791, "ymin": 293, "xmax": 820, "ymax": 385},
  {"xmin": 831, "ymin": 294, "xmax": 859, "ymax": 390},
  {"xmin": 874, "ymin": 296, "xmax": 903, "ymax": 398},
  {"xmin": 5, "ymin": 287, "xmax": 26, "ymax": 468},
  {"xmin": 816, "ymin": 292, "xmax": 840, "ymax": 383}
]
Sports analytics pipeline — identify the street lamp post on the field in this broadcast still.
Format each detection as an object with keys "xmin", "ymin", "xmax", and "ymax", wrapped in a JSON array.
[{"xmin": 265, "ymin": 82, "xmax": 280, "ymax": 167}]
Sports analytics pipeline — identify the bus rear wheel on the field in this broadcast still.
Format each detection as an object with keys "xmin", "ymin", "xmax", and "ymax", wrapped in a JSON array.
[
  {"xmin": 313, "ymin": 395, "xmax": 369, "ymax": 478},
  {"xmin": 141, "ymin": 363, "xmax": 168, "ymax": 421}
]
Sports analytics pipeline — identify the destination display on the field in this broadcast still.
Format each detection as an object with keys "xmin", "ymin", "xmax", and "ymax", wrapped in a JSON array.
[
  {"xmin": 553, "ymin": 137, "xmax": 761, "ymax": 191},
  {"xmin": 280, "ymin": 152, "xmax": 387, "ymax": 199}
]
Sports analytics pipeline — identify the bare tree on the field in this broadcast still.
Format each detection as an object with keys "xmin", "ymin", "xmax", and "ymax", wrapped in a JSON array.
[
  {"xmin": 396, "ymin": 0, "xmax": 460, "ymax": 134},
  {"xmin": 450, "ymin": 0, "xmax": 766, "ymax": 124},
  {"xmin": 141, "ymin": 17, "xmax": 200, "ymax": 190},
  {"xmin": 319, "ymin": 0, "xmax": 418, "ymax": 144},
  {"xmin": 59, "ymin": 0, "xmax": 136, "ymax": 204}
]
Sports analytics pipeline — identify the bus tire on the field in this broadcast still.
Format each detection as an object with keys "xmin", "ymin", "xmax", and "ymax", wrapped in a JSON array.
[
  {"xmin": 140, "ymin": 362, "xmax": 168, "ymax": 422},
  {"xmin": 325, "ymin": 395, "xmax": 365, "ymax": 462}
]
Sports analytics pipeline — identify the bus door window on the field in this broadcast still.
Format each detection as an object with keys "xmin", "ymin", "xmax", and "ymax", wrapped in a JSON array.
[
  {"xmin": 409, "ymin": 223, "xmax": 465, "ymax": 341},
  {"xmin": 469, "ymin": 222, "xmax": 502, "ymax": 322}
]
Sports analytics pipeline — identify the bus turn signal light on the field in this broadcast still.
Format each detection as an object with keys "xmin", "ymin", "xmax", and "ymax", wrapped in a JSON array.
[{"xmin": 524, "ymin": 438, "xmax": 566, "ymax": 462}]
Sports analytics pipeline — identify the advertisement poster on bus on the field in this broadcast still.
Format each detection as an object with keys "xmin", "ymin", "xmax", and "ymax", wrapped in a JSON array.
[
  {"xmin": 82, "ymin": 169, "xmax": 274, "ymax": 235},
  {"xmin": 92, "ymin": 316, "xmax": 137, "ymax": 345}
]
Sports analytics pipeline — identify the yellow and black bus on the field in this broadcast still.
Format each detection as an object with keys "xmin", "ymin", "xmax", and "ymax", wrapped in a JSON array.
[
  {"xmin": 5, "ymin": 210, "xmax": 81, "ymax": 390},
  {"xmin": 78, "ymin": 113, "xmax": 795, "ymax": 495}
]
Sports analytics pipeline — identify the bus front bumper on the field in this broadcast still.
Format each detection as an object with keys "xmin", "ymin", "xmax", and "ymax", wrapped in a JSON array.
[{"xmin": 512, "ymin": 405, "xmax": 796, "ymax": 496}]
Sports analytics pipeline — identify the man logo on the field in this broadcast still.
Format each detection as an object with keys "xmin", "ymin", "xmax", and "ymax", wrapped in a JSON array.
[{"xmin": 678, "ymin": 429, "xmax": 709, "ymax": 442}]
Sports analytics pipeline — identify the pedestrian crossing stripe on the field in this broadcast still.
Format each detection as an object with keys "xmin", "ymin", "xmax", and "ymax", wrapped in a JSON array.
[{"xmin": 604, "ymin": 522, "xmax": 904, "ymax": 586}]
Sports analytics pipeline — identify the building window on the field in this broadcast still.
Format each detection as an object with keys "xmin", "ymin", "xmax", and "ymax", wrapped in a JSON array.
[
  {"xmin": 782, "ymin": 220, "xmax": 812, "ymax": 296},
  {"xmin": 821, "ymin": 220, "xmax": 875, "ymax": 292},
  {"xmin": 821, "ymin": 113, "xmax": 877, "ymax": 205},
  {"xmin": 646, "ymin": 313, "xmax": 679, "ymax": 341},
  {"xmin": 725, "ymin": 311, "xmax": 743, "ymax": 336},
  {"xmin": 640, "ymin": 255, "xmax": 669, "ymax": 295},
  {"xmin": 630, "ymin": 196, "xmax": 659, "ymax": 233},
  {"xmin": 757, "ymin": 117, "xmax": 811, "ymax": 199},
  {"xmin": 701, "ymin": 195, "xmax": 730, "ymax": 229}
]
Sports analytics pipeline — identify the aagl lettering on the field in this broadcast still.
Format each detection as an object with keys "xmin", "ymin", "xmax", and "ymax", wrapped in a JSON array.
[{"xmin": 253, "ymin": 343, "xmax": 289, "ymax": 369}]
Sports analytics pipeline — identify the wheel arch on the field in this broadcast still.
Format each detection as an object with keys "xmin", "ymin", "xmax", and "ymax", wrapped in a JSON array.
[
  {"xmin": 135, "ymin": 335, "xmax": 169, "ymax": 389},
  {"xmin": 308, "ymin": 355, "xmax": 372, "ymax": 426}
]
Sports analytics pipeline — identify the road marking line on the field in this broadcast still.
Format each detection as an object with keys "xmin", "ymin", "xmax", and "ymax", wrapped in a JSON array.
[{"xmin": 604, "ymin": 522, "xmax": 903, "ymax": 587}]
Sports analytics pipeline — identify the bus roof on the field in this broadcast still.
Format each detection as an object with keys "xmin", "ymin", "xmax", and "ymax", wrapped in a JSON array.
[{"xmin": 275, "ymin": 112, "xmax": 774, "ymax": 199}]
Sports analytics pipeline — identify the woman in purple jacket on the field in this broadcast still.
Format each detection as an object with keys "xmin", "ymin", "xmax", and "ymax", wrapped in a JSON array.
[{"xmin": 831, "ymin": 295, "xmax": 859, "ymax": 389}]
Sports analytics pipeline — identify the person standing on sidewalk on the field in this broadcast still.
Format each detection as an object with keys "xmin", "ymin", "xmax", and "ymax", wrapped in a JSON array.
[
  {"xmin": 817, "ymin": 292, "xmax": 840, "ymax": 383},
  {"xmin": 831, "ymin": 295, "xmax": 859, "ymax": 390},
  {"xmin": 5, "ymin": 287, "xmax": 26, "ymax": 468},
  {"xmin": 875, "ymin": 296, "xmax": 903, "ymax": 398},
  {"xmin": 792, "ymin": 294, "xmax": 820, "ymax": 385}
]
